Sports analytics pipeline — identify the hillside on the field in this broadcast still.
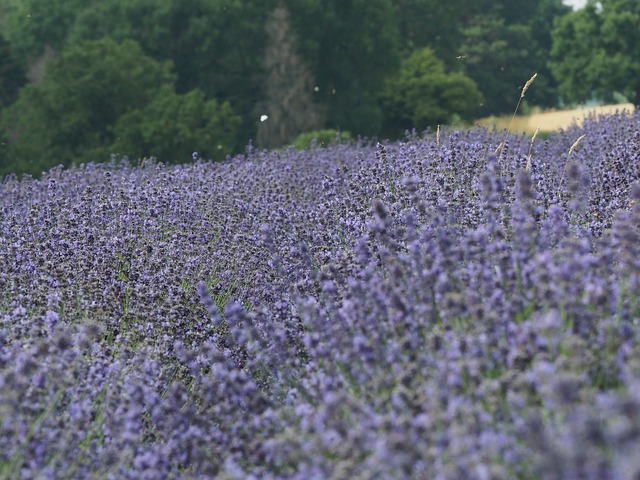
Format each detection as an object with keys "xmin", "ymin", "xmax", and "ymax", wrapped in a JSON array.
[{"xmin": 1, "ymin": 111, "xmax": 639, "ymax": 477}]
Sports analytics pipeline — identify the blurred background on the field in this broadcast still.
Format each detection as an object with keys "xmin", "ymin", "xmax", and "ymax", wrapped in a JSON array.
[
  {"xmin": 564, "ymin": 0, "xmax": 587, "ymax": 9},
  {"xmin": 0, "ymin": 0, "xmax": 637, "ymax": 177}
]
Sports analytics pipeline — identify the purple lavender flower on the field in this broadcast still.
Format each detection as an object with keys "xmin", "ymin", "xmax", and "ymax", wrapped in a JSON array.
[{"xmin": 2, "ymin": 111, "xmax": 640, "ymax": 477}]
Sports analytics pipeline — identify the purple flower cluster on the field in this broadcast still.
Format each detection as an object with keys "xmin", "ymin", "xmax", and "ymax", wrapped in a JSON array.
[{"xmin": 1, "ymin": 111, "xmax": 640, "ymax": 478}]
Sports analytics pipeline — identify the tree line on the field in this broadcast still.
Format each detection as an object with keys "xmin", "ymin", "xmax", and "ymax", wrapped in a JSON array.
[{"xmin": 0, "ymin": 0, "xmax": 637, "ymax": 177}]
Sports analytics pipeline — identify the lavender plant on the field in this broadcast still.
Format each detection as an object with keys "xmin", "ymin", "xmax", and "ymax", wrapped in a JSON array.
[{"xmin": 1, "ymin": 110, "xmax": 639, "ymax": 478}]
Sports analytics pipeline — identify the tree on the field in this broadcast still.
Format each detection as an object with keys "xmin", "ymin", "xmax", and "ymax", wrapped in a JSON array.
[
  {"xmin": 111, "ymin": 86, "xmax": 241, "ymax": 163},
  {"xmin": 0, "ymin": 38, "xmax": 188, "ymax": 177},
  {"xmin": 69, "ymin": 0, "xmax": 274, "ymax": 147},
  {"xmin": 393, "ymin": 0, "xmax": 468, "ymax": 64},
  {"xmin": 392, "ymin": 0, "xmax": 569, "ymax": 115},
  {"xmin": 6, "ymin": 0, "xmax": 401, "ymax": 141},
  {"xmin": 0, "ymin": 0, "xmax": 88, "ymax": 62},
  {"xmin": 0, "ymin": 33, "xmax": 27, "ymax": 110},
  {"xmin": 380, "ymin": 48, "xmax": 482, "ymax": 137},
  {"xmin": 285, "ymin": 0, "xmax": 401, "ymax": 136},
  {"xmin": 457, "ymin": 14, "xmax": 537, "ymax": 115},
  {"xmin": 523, "ymin": 0, "xmax": 572, "ymax": 109},
  {"xmin": 550, "ymin": 0, "xmax": 640, "ymax": 105},
  {"xmin": 256, "ymin": 5, "xmax": 324, "ymax": 149}
]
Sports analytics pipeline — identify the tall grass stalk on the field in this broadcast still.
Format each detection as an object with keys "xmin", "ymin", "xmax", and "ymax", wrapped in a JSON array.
[
  {"xmin": 496, "ymin": 73, "xmax": 537, "ymax": 158},
  {"xmin": 525, "ymin": 126, "xmax": 540, "ymax": 171},
  {"xmin": 556, "ymin": 133, "xmax": 586, "ymax": 198}
]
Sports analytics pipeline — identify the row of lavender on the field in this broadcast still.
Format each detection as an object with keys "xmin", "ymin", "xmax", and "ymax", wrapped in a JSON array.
[{"xmin": 1, "ymin": 111, "xmax": 639, "ymax": 478}]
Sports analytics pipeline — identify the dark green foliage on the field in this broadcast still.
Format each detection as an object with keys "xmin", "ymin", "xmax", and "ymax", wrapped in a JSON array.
[
  {"xmin": 66, "ymin": 0, "xmax": 401, "ymax": 140},
  {"xmin": 550, "ymin": 0, "xmax": 640, "ymax": 105},
  {"xmin": 0, "ymin": 33, "xmax": 27, "ymax": 110},
  {"xmin": 457, "ymin": 15, "xmax": 536, "ymax": 115},
  {"xmin": 1, "ymin": 0, "xmax": 575, "ymax": 140},
  {"xmin": 0, "ymin": 38, "xmax": 238, "ymax": 177},
  {"xmin": 68, "ymin": 0, "xmax": 271, "ymax": 144},
  {"xmin": 497, "ymin": 1, "xmax": 568, "ymax": 112},
  {"xmin": 111, "ymin": 86, "xmax": 241, "ymax": 163},
  {"xmin": 1, "ymin": 38, "xmax": 173, "ymax": 175},
  {"xmin": 393, "ymin": 0, "xmax": 569, "ymax": 115},
  {"xmin": 380, "ymin": 48, "xmax": 482, "ymax": 137},
  {"xmin": 285, "ymin": 0, "xmax": 401, "ymax": 136},
  {"xmin": 1, "ymin": 0, "xmax": 401, "ymax": 155},
  {"xmin": 457, "ymin": 0, "xmax": 570, "ymax": 116},
  {"xmin": 522, "ymin": 0, "xmax": 572, "ymax": 109},
  {"xmin": 393, "ymin": 0, "xmax": 469, "ymax": 64},
  {"xmin": 0, "ymin": 0, "xmax": 87, "ymax": 61},
  {"xmin": 5, "ymin": 0, "xmax": 628, "ymax": 164}
]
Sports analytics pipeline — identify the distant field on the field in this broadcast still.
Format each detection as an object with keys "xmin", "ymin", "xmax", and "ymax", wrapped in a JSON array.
[{"xmin": 476, "ymin": 102, "xmax": 636, "ymax": 134}]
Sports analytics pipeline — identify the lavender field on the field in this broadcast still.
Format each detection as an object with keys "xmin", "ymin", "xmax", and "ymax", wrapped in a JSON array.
[{"xmin": 1, "ymin": 111, "xmax": 640, "ymax": 479}]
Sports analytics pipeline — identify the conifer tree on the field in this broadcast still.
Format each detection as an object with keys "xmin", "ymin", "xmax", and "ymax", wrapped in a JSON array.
[{"xmin": 257, "ymin": 5, "xmax": 324, "ymax": 149}]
